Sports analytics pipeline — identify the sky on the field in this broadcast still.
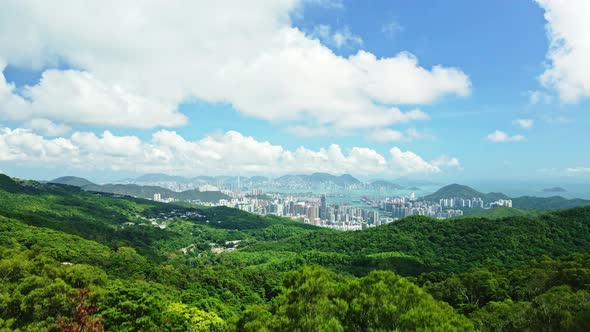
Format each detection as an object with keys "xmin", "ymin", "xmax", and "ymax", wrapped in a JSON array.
[{"xmin": 0, "ymin": 0, "xmax": 589, "ymax": 183}]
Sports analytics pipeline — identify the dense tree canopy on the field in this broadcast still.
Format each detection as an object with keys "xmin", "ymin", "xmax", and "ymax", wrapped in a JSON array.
[{"xmin": 0, "ymin": 174, "xmax": 589, "ymax": 330}]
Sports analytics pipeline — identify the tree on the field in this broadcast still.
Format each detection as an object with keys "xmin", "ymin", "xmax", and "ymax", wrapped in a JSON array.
[{"xmin": 59, "ymin": 288, "xmax": 105, "ymax": 332}]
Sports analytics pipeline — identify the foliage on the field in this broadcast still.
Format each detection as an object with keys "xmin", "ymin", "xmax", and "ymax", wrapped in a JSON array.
[{"xmin": 1, "ymin": 173, "xmax": 590, "ymax": 331}]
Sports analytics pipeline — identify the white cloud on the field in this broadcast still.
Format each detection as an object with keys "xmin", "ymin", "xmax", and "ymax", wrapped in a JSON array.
[
  {"xmin": 0, "ymin": 0, "xmax": 470, "ymax": 131},
  {"xmin": 535, "ymin": 0, "xmax": 590, "ymax": 102},
  {"xmin": 513, "ymin": 119, "xmax": 534, "ymax": 130},
  {"xmin": 0, "ymin": 127, "xmax": 78, "ymax": 162},
  {"xmin": 527, "ymin": 90, "xmax": 553, "ymax": 104},
  {"xmin": 486, "ymin": 130, "xmax": 526, "ymax": 143},
  {"xmin": 349, "ymin": 51, "xmax": 471, "ymax": 105},
  {"xmin": 367, "ymin": 128, "xmax": 432, "ymax": 142},
  {"xmin": 0, "ymin": 125, "xmax": 458, "ymax": 177},
  {"xmin": 286, "ymin": 125, "xmax": 354, "ymax": 137},
  {"xmin": 431, "ymin": 155, "xmax": 460, "ymax": 168},
  {"xmin": 0, "ymin": 59, "xmax": 31, "ymax": 121},
  {"xmin": 24, "ymin": 118, "xmax": 71, "ymax": 136},
  {"xmin": 310, "ymin": 25, "xmax": 363, "ymax": 49},
  {"xmin": 302, "ymin": 0, "xmax": 344, "ymax": 9},
  {"xmin": 389, "ymin": 147, "xmax": 440, "ymax": 174},
  {"xmin": 566, "ymin": 166, "xmax": 590, "ymax": 174},
  {"xmin": 368, "ymin": 129, "xmax": 405, "ymax": 142},
  {"xmin": 24, "ymin": 70, "xmax": 187, "ymax": 128}
]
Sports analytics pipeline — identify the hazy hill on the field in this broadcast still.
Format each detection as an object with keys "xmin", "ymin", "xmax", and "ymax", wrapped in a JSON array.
[
  {"xmin": 122, "ymin": 173, "xmax": 193, "ymax": 183},
  {"xmin": 50, "ymin": 176, "xmax": 98, "ymax": 187},
  {"xmin": 425, "ymin": 183, "xmax": 590, "ymax": 210},
  {"xmin": 542, "ymin": 186, "xmax": 567, "ymax": 193},
  {"xmin": 424, "ymin": 183, "xmax": 509, "ymax": 201},
  {"xmin": 370, "ymin": 180, "xmax": 404, "ymax": 190},
  {"xmin": 276, "ymin": 172, "xmax": 361, "ymax": 187},
  {"xmin": 512, "ymin": 195, "xmax": 590, "ymax": 210},
  {"xmin": 50, "ymin": 175, "xmax": 228, "ymax": 202}
]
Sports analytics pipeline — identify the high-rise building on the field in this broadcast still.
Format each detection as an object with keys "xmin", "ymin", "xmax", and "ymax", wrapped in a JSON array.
[{"xmin": 319, "ymin": 194, "xmax": 327, "ymax": 220}]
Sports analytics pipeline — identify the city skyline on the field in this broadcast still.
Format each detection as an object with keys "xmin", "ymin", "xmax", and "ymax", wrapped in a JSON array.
[{"xmin": 1, "ymin": 1, "xmax": 590, "ymax": 182}]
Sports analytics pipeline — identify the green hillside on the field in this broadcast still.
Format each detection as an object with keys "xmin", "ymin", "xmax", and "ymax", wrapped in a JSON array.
[
  {"xmin": 50, "ymin": 176, "xmax": 230, "ymax": 202},
  {"xmin": 461, "ymin": 206, "xmax": 543, "ymax": 218},
  {"xmin": 1, "ymin": 173, "xmax": 590, "ymax": 331},
  {"xmin": 513, "ymin": 195, "xmax": 590, "ymax": 209}
]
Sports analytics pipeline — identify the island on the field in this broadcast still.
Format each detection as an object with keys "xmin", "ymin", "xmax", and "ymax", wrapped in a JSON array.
[{"xmin": 542, "ymin": 186, "xmax": 567, "ymax": 193}]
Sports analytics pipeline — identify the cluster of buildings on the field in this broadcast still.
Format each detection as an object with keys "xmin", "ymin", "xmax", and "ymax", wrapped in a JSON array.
[
  {"xmin": 152, "ymin": 193, "xmax": 176, "ymax": 203},
  {"xmin": 439, "ymin": 197, "xmax": 485, "ymax": 209},
  {"xmin": 379, "ymin": 197, "xmax": 464, "ymax": 219},
  {"xmin": 490, "ymin": 199, "xmax": 513, "ymax": 208},
  {"xmin": 149, "ymin": 186, "xmax": 515, "ymax": 231},
  {"xmin": 194, "ymin": 193, "xmax": 390, "ymax": 231}
]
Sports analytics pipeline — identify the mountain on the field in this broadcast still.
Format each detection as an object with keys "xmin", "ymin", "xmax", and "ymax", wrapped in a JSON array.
[
  {"xmin": 121, "ymin": 173, "xmax": 193, "ymax": 184},
  {"xmin": 275, "ymin": 172, "xmax": 361, "ymax": 187},
  {"xmin": 512, "ymin": 195, "xmax": 590, "ymax": 210},
  {"xmin": 50, "ymin": 175, "xmax": 228, "ymax": 203},
  {"xmin": 425, "ymin": 183, "xmax": 590, "ymax": 210},
  {"xmin": 249, "ymin": 176, "xmax": 269, "ymax": 182},
  {"xmin": 2, "ymin": 173, "xmax": 590, "ymax": 330},
  {"xmin": 92, "ymin": 184, "xmax": 229, "ymax": 202},
  {"xmin": 193, "ymin": 175, "xmax": 216, "ymax": 183},
  {"xmin": 370, "ymin": 180, "xmax": 404, "ymax": 190},
  {"xmin": 394, "ymin": 177, "xmax": 443, "ymax": 186},
  {"xmin": 542, "ymin": 186, "xmax": 567, "ymax": 193},
  {"xmin": 423, "ymin": 183, "xmax": 509, "ymax": 202},
  {"xmin": 50, "ymin": 176, "xmax": 97, "ymax": 187},
  {"xmin": 275, "ymin": 174, "xmax": 305, "ymax": 182},
  {"xmin": 311, "ymin": 172, "xmax": 360, "ymax": 186}
]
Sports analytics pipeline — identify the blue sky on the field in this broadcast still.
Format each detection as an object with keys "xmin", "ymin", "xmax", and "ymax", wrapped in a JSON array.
[{"xmin": 0, "ymin": 0, "xmax": 589, "ymax": 183}]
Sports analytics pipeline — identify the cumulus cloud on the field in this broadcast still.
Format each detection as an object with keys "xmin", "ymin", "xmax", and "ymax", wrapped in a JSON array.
[
  {"xmin": 286, "ymin": 125, "xmax": 352, "ymax": 137},
  {"xmin": 513, "ymin": 119, "xmax": 534, "ymax": 130},
  {"xmin": 367, "ymin": 128, "xmax": 432, "ymax": 142},
  {"xmin": 527, "ymin": 90, "xmax": 553, "ymax": 104},
  {"xmin": 310, "ymin": 25, "xmax": 363, "ymax": 49},
  {"xmin": 24, "ymin": 70, "xmax": 187, "ymax": 128},
  {"xmin": 0, "ymin": 0, "xmax": 470, "ymax": 131},
  {"xmin": 0, "ymin": 125, "xmax": 458, "ymax": 177},
  {"xmin": 389, "ymin": 147, "xmax": 441, "ymax": 174},
  {"xmin": 431, "ymin": 155, "xmax": 461, "ymax": 168},
  {"xmin": 486, "ymin": 130, "xmax": 526, "ymax": 143},
  {"xmin": 0, "ymin": 60, "xmax": 31, "ymax": 121},
  {"xmin": 536, "ymin": 0, "xmax": 590, "ymax": 102},
  {"xmin": 0, "ymin": 127, "xmax": 78, "ymax": 162},
  {"xmin": 24, "ymin": 118, "xmax": 71, "ymax": 136},
  {"xmin": 349, "ymin": 51, "xmax": 471, "ymax": 105}
]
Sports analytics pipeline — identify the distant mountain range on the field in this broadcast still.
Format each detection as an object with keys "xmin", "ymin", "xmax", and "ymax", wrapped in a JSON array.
[
  {"xmin": 369, "ymin": 180, "xmax": 405, "ymax": 190},
  {"xmin": 275, "ymin": 173, "xmax": 361, "ymax": 187},
  {"xmin": 423, "ymin": 183, "xmax": 590, "ymax": 210},
  {"xmin": 117, "ymin": 173, "xmax": 271, "ymax": 188},
  {"xmin": 48, "ymin": 174, "xmax": 590, "ymax": 212},
  {"xmin": 50, "ymin": 176, "xmax": 229, "ymax": 202},
  {"xmin": 112, "ymin": 172, "xmax": 430, "ymax": 191}
]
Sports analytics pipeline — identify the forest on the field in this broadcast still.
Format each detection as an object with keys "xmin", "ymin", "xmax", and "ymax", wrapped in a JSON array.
[{"xmin": 1, "ymin": 173, "xmax": 589, "ymax": 331}]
